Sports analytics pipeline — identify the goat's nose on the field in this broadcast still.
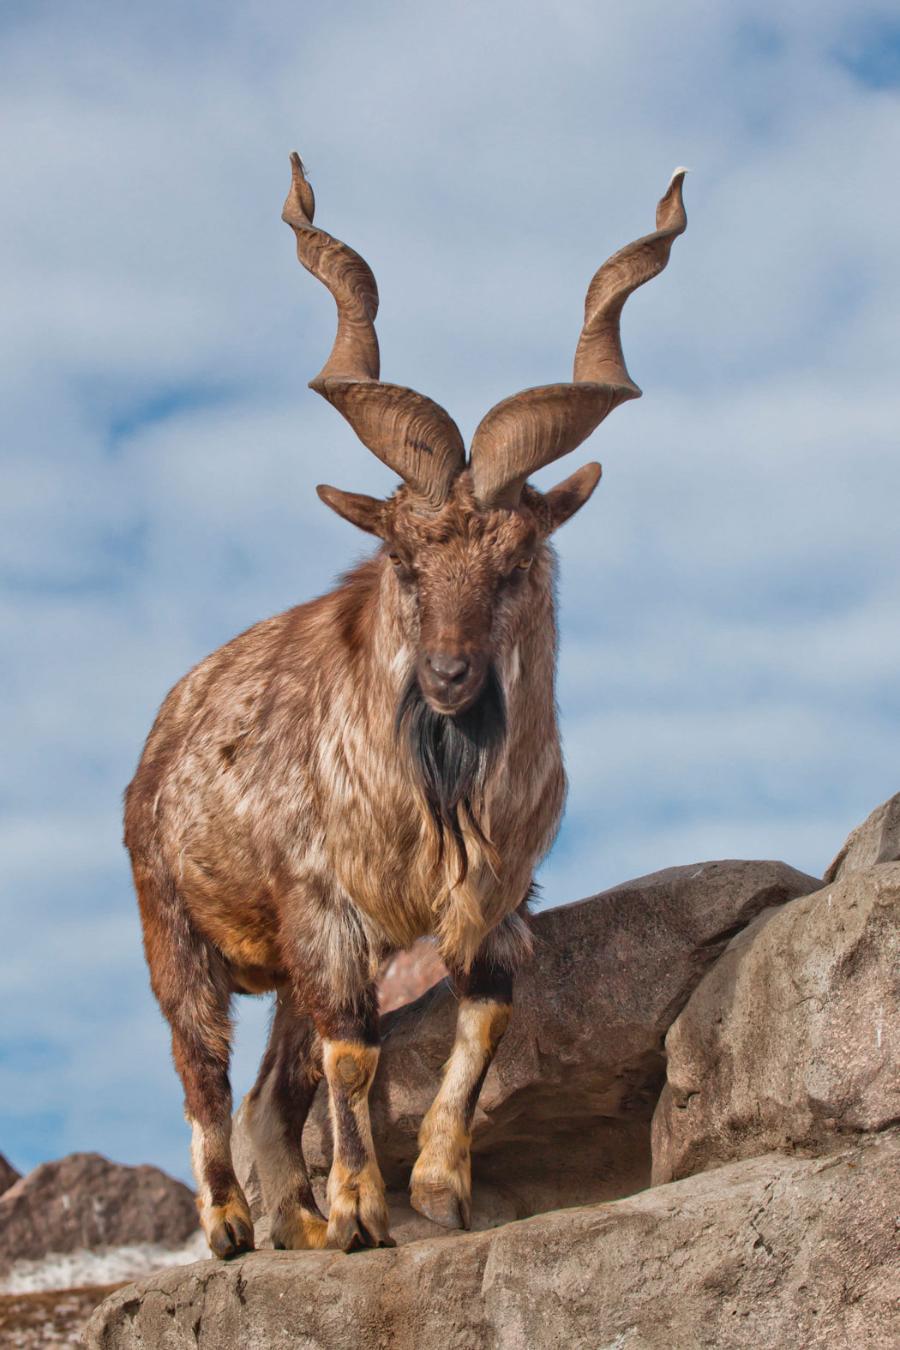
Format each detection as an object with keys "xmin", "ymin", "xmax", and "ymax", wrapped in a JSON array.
[{"xmin": 426, "ymin": 651, "xmax": 470, "ymax": 684}]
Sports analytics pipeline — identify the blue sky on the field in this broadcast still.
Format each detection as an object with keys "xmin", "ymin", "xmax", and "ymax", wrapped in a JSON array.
[{"xmin": 2, "ymin": 0, "xmax": 899, "ymax": 1182}]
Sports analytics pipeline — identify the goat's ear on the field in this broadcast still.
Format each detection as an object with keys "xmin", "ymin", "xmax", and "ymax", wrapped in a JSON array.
[
  {"xmin": 316, "ymin": 485, "xmax": 387, "ymax": 537},
  {"xmin": 544, "ymin": 462, "xmax": 602, "ymax": 532}
]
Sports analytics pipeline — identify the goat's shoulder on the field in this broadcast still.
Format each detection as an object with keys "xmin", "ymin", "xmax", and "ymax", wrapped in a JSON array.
[{"xmin": 124, "ymin": 559, "xmax": 384, "ymax": 841}]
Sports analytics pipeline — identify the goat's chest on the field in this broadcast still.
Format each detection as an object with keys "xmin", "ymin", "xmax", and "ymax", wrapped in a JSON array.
[{"xmin": 321, "ymin": 726, "xmax": 564, "ymax": 958}]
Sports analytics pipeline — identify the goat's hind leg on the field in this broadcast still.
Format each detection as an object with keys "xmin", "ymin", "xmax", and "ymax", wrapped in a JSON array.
[
  {"xmin": 134, "ymin": 863, "xmax": 253, "ymax": 1258},
  {"xmin": 242, "ymin": 993, "xmax": 328, "ymax": 1249}
]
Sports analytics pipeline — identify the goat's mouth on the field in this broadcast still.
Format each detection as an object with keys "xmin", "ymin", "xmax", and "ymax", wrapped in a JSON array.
[
  {"xmin": 421, "ymin": 686, "xmax": 483, "ymax": 717},
  {"xmin": 416, "ymin": 663, "xmax": 489, "ymax": 718},
  {"xmin": 397, "ymin": 662, "xmax": 505, "ymax": 733}
]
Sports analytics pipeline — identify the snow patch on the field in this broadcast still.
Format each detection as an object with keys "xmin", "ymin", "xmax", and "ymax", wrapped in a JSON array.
[{"xmin": 0, "ymin": 1230, "xmax": 208, "ymax": 1294}]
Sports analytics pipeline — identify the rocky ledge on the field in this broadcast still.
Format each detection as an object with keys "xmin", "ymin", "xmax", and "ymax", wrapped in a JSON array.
[
  {"xmin": 84, "ymin": 794, "xmax": 900, "ymax": 1349},
  {"xmin": 85, "ymin": 1130, "xmax": 899, "ymax": 1350}
]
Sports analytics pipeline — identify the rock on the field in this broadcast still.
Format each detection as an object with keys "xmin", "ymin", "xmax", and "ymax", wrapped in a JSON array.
[
  {"xmin": 84, "ymin": 1128, "xmax": 900, "ymax": 1350},
  {"xmin": 825, "ymin": 791, "xmax": 900, "ymax": 881},
  {"xmin": 652, "ymin": 864, "xmax": 900, "ymax": 1184},
  {"xmin": 235, "ymin": 860, "xmax": 820, "ymax": 1222},
  {"xmin": 0, "ymin": 1153, "xmax": 20, "ymax": 1197},
  {"xmin": 0, "ymin": 1153, "xmax": 199, "ymax": 1275},
  {"xmin": 377, "ymin": 939, "xmax": 448, "ymax": 1014}
]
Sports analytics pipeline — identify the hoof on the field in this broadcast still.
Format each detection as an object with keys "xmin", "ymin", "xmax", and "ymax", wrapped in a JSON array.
[
  {"xmin": 205, "ymin": 1200, "xmax": 255, "ymax": 1259},
  {"xmin": 327, "ymin": 1208, "xmax": 396, "ymax": 1252},
  {"xmin": 271, "ymin": 1204, "xmax": 329, "ymax": 1251},
  {"xmin": 326, "ymin": 1191, "xmax": 395, "ymax": 1251},
  {"xmin": 410, "ymin": 1179, "xmax": 470, "ymax": 1231},
  {"xmin": 326, "ymin": 1161, "xmax": 394, "ymax": 1252}
]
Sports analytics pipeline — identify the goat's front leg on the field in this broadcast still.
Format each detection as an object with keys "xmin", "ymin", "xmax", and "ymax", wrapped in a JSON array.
[
  {"xmin": 410, "ymin": 954, "xmax": 513, "ymax": 1230},
  {"xmin": 314, "ymin": 991, "xmax": 395, "ymax": 1251}
]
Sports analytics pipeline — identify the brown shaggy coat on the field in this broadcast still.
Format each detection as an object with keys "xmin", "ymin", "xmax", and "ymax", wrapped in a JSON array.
[{"xmin": 123, "ymin": 156, "xmax": 685, "ymax": 1256}]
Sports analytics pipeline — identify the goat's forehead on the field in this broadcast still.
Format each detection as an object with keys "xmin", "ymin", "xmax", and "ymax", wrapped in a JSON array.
[{"xmin": 391, "ymin": 498, "xmax": 537, "ymax": 555}]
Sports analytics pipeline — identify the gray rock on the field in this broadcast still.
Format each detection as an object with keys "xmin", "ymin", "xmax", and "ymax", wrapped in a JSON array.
[
  {"xmin": 652, "ymin": 864, "xmax": 900, "ymax": 1184},
  {"xmin": 825, "ymin": 791, "xmax": 900, "ymax": 881},
  {"xmin": 84, "ymin": 1128, "xmax": 900, "ymax": 1350},
  {"xmin": 235, "ymin": 860, "xmax": 820, "ymax": 1223},
  {"xmin": 0, "ymin": 1153, "xmax": 199, "ymax": 1274}
]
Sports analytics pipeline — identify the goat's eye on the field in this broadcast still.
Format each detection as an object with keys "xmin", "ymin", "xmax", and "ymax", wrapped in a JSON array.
[
  {"xmin": 388, "ymin": 552, "xmax": 416, "ymax": 582},
  {"xmin": 516, "ymin": 556, "xmax": 534, "ymax": 570}
]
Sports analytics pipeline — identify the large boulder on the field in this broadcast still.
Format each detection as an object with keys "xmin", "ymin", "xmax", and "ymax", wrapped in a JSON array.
[
  {"xmin": 0, "ymin": 1153, "xmax": 20, "ymax": 1197},
  {"xmin": 235, "ymin": 860, "xmax": 820, "ymax": 1224},
  {"xmin": 0, "ymin": 1153, "xmax": 199, "ymax": 1275},
  {"xmin": 825, "ymin": 791, "xmax": 900, "ymax": 881},
  {"xmin": 84, "ymin": 1127, "xmax": 900, "ymax": 1350},
  {"xmin": 652, "ymin": 863, "xmax": 900, "ymax": 1184}
]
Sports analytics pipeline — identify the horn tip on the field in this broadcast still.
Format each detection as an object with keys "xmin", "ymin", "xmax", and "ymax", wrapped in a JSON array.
[
  {"xmin": 667, "ymin": 167, "xmax": 689, "ymax": 196},
  {"xmin": 657, "ymin": 171, "xmax": 687, "ymax": 232},
  {"xmin": 284, "ymin": 151, "xmax": 315, "ymax": 225}
]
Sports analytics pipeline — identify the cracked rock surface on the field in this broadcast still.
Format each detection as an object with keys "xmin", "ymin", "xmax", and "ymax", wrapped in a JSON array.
[
  {"xmin": 84, "ymin": 1130, "xmax": 900, "ymax": 1350},
  {"xmin": 652, "ymin": 863, "xmax": 900, "ymax": 1183}
]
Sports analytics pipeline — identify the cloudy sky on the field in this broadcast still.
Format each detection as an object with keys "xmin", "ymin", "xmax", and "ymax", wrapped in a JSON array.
[{"xmin": 2, "ymin": 0, "xmax": 898, "ymax": 1181}]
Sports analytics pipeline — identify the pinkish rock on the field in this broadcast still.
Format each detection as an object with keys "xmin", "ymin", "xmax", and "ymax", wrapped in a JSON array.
[{"xmin": 377, "ymin": 940, "xmax": 447, "ymax": 1014}]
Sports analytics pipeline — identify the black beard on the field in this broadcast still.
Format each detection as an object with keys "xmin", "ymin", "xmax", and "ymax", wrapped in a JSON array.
[{"xmin": 395, "ymin": 665, "xmax": 507, "ymax": 881}]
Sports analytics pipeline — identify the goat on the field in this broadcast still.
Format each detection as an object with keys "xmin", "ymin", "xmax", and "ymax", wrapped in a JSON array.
[{"xmin": 124, "ymin": 154, "xmax": 686, "ymax": 1256}]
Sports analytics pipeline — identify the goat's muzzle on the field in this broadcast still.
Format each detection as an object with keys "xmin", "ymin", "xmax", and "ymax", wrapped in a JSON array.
[{"xmin": 417, "ymin": 647, "xmax": 488, "ymax": 716}]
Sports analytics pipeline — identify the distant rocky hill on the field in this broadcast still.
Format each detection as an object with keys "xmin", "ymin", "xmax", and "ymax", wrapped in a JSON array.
[
  {"xmin": 0, "ymin": 1153, "xmax": 199, "ymax": 1277},
  {"xmin": 0, "ymin": 1153, "xmax": 203, "ymax": 1348},
  {"xmin": 0, "ymin": 1153, "xmax": 20, "ymax": 1197}
]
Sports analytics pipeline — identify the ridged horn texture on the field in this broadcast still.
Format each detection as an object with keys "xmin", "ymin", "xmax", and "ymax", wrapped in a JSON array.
[
  {"xmin": 283, "ymin": 152, "xmax": 465, "ymax": 508},
  {"xmin": 469, "ymin": 170, "xmax": 687, "ymax": 509}
]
